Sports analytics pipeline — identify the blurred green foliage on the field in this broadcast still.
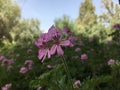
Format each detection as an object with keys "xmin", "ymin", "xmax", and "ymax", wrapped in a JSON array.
[
  {"xmin": 0, "ymin": 0, "xmax": 41, "ymax": 45},
  {"xmin": 0, "ymin": 0, "xmax": 21, "ymax": 41}
]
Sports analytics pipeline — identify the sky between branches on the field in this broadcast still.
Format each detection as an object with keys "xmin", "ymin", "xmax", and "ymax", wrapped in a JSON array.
[{"xmin": 17, "ymin": 0, "xmax": 118, "ymax": 32}]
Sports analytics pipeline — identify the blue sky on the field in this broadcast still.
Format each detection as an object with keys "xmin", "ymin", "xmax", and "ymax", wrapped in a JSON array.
[{"xmin": 17, "ymin": 0, "xmax": 118, "ymax": 32}]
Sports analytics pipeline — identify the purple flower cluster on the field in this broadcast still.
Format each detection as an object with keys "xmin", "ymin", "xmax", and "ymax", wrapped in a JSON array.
[
  {"xmin": 113, "ymin": 24, "xmax": 120, "ymax": 30},
  {"xmin": 1, "ymin": 83, "xmax": 12, "ymax": 90},
  {"xmin": 19, "ymin": 67, "xmax": 28, "ymax": 74},
  {"xmin": 19, "ymin": 60, "xmax": 34, "ymax": 74},
  {"xmin": 81, "ymin": 54, "xmax": 88, "ymax": 60},
  {"xmin": 107, "ymin": 59, "xmax": 115, "ymax": 65},
  {"xmin": 35, "ymin": 25, "xmax": 73, "ymax": 62},
  {"xmin": 0, "ymin": 55, "xmax": 14, "ymax": 71}
]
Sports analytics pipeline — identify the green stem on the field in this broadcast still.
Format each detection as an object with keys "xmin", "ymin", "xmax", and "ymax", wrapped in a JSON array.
[{"xmin": 61, "ymin": 55, "xmax": 74, "ymax": 90}]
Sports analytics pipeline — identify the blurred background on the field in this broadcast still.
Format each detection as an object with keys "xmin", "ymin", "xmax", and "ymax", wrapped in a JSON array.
[
  {"xmin": 1, "ymin": 1, "xmax": 120, "ymax": 90},
  {"xmin": 0, "ymin": 0, "xmax": 120, "ymax": 45}
]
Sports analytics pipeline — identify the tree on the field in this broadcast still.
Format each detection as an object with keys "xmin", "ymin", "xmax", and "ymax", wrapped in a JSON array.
[
  {"xmin": 99, "ymin": 0, "xmax": 120, "ymax": 36},
  {"xmin": 54, "ymin": 15, "xmax": 76, "ymax": 33},
  {"xmin": 74, "ymin": 0, "xmax": 108, "ymax": 42},
  {"xmin": 0, "ymin": 0, "xmax": 21, "ymax": 40},
  {"xmin": 10, "ymin": 18, "xmax": 41, "ymax": 44},
  {"xmin": 75, "ymin": 0, "xmax": 97, "ymax": 26}
]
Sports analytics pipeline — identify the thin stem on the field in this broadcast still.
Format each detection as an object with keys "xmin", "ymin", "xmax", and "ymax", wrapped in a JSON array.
[
  {"xmin": 55, "ymin": 72, "xmax": 65, "ymax": 90},
  {"xmin": 61, "ymin": 55, "xmax": 74, "ymax": 90}
]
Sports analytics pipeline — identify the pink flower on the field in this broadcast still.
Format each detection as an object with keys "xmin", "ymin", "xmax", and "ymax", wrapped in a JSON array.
[
  {"xmin": 35, "ymin": 40, "xmax": 42, "ymax": 48},
  {"xmin": 49, "ymin": 26, "xmax": 71, "ymax": 56},
  {"xmin": 7, "ymin": 59, "xmax": 14, "ymax": 65},
  {"xmin": 81, "ymin": 54, "xmax": 88, "ymax": 60},
  {"xmin": 75, "ymin": 48, "xmax": 81, "ymax": 52},
  {"xmin": 68, "ymin": 36, "xmax": 77, "ymax": 47},
  {"xmin": 38, "ymin": 48, "xmax": 51, "ymax": 62},
  {"xmin": 108, "ymin": 59, "xmax": 115, "ymax": 65},
  {"xmin": 25, "ymin": 60, "xmax": 34, "ymax": 70},
  {"xmin": 79, "ymin": 41, "xmax": 84, "ymax": 46},
  {"xmin": 88, "ymin": 37, "xmax": 93, "ymax": 42},
  {"xmin": 48, "ymin": 26, "xmax": 62, "ymax": 41},
  {"xmin": 47, "ymin": 65, "xmax": 56, "ymax": 69},
  {"xmin": 69, "ymin": 36, "xmax": 77, "ymax": 42},
  {"xmin": 25, "ymin": 60, "xmax": 33, "ymax": 65},
  {"xmin": 35, "ymin": 33, "xmax": 52, "ymax": 62},
  {"xmin": 27, "ymin": 49, "xmax": 32, "ymax": 53},
  {"xmin": 1, "ymin": 87, "xmax": 8, "ymax": 90},
  {"xmin": 63, "ymin": 27, "xmax": 71, "ymax": 36},
  {"xmin": 63, "ymin": 28, "xmax": 76, "ymax": 47},
  {"xmin": 1, "ymin": 83, "xmax": 12, "ymax": 90},
  {"xmin": 0, "ymin": 56, "xmax": 5, "ymax": 61},
  {"xmin": 19, "ymin": 67, "xmax": 28, "ymax": 74},
  {"xmin": 7, "ymin": 65, "xmax": 13, "ymax": 71},
  {"xmin": 73, "ymin": 80, "xmax": 81, "ymax": 88},
  {"xmin": 35, "ymin": 25, "xmax": 72, "ymax": 62},
  {"xmin": 5, "ymin": 83, "xmax": 12, "ymax": 88},
  {"xmin": 50, "ymin": 40, "xmax": 70, "ymax": 56},
  {"xmin": 1, "ymin": 59, "xmax": 8, "ymax": 66},
  {"xmin": 36, "ymin": 86, "xmax": 42, "ymax": 90}
]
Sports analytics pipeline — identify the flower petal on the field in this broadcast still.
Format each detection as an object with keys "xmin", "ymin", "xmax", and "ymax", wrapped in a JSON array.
[
  {"xmin": 57, "ymin": 46, "xmax": 64, "ymax": 56},
  {"xmin": 50, "ymin": 45, "xmax": 57, "ymax": 55},
  {"xmin": 69, "ymin": 42, "xmax": 74, "ymax": 47},
  {"xmin": 38, "ymin": 49, "xmax": 45, "ymax": 60},
  {"xmin": 59, "ymin": 40, "xmax": 70, "ymax": 46},
  {"xmin": 42, "ymin": 50, "xmax": 47, "ymax": 62},
  {"xmin": 47, "ymin": 49, "xmax": 51, "ymax": 58}
]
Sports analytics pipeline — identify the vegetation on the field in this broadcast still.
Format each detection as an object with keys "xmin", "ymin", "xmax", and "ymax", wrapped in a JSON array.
[{"xmin": 0, "ymin": 0, "xmax": 120, "ymax": 90}]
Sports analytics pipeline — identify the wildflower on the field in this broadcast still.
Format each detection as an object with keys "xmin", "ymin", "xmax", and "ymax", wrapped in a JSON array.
[
  {"xmin": 47, "ymin": 65, "xmax": 56, "ymax": 69},
  {"xmin": 69, "ymin": 36, "xmax": 77, "ymax": 42},
  {"xmin": 0, "ymin": 56, "xmax": 5, "ymax": 61},
  {"xmin": 75, "ymin": 48, "xmax": 81, "ymax": 52},
  {"xmin": 108, "ymin": 59, "xmax": 115, "ymax": 65},
  {"xmin": 81, "ymin": 54, "xmax": 88, "ymax": 60},
  {"xmin": 1, "ymin": 87, "xmax": 8, "ymax": 90},
  {"xmin": 88, "ymin": 37, "xmax": 93, "ymax": 42},
  {"xmin": 48, "ymin": 26, "xmax": 71, "ymax": 56},
  {"xmin": 1, "ymin": 83, "xmax": 12, "ymax": 90},
  {"xmin": 63, "ymin": 28, "xmax": 76, "ymax": 47},
  {"xmin": 36, "ymin": 86, "xmax": 42, "ymax": 90},
  {"xmin": 25, "ymin": 60, "xmax": 34, "ymax": 70},
  {"xmin": 5, "ymin": 83, "xmax": 12, "ymax": 88},
  {"xmin": 113, "ymin": 23, "xmax": 120, "ymax": 30},
  {"xmin": 35, "ymin": 33, "xmax": 52, "ymax": 62},
  {"xmin": 48, "ymin": 26, "xmax": 62, "ymax": 41},
  {"xmin": 68, "ymin": 36, "xmax": 77, "ymax": 47},
  {"xmin": 35, "ymin": 39, "xmax": 43, "ymax": 48},
  {"xmin": 79, "ymin": 41, "xmax": 84, "ymax": 46},
  {"xmin": 73, "ymin": 80, "xmax": 81, "ymax": 88},
  {"xmin": 35, "ymin": 25, "xmax": 72, "ymax": 62},
  {"xmin": 19, "ymin": 67, "xmax": 28, "ymax": 74},
  {"xmin": 1, "ymin": 59, "xmax": 8, "ymax": 66},
  {"xmin": 7, "ymin": 65, "xmax": 13, "ymax": 72},
  {"xmin": 7, "ymin": 59, "xmax": 14, "ymax": 65},
  {"xmin": 27, "ymin": 49, "xmax": 32, "ymax": 53},
  {"xmin": 25, "ymin": 60, "xmax": 33, "ymax": 65},
  {"xmin": 63, "ymin": 27, "xmax": 71, "ymax": 36},
  {"xmin": 38, "ymin": 48, "xmax": 51, "ymax": 62},
  {"xmin": 50, "ymin": 40, "xmax": 70, "ymax": 56}
]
